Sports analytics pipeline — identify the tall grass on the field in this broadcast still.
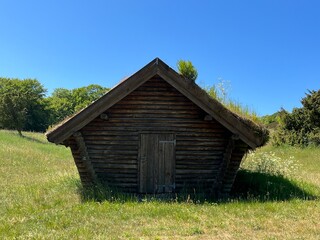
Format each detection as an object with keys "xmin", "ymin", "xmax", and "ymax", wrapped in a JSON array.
[
  {"xmin": 205, "ymin": 84, "xmax": 260, "ymax": 124},
  {"xmin": 225, "ymin": 100, "xmax": 260, "ymax": 123},
  {"xmin": 1, "ymin": 130, "xmax": 320, "ymax": 239}
]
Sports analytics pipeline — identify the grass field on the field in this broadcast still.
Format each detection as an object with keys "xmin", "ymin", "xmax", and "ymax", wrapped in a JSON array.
[{"xmin": 1, "ymin": 130, "xmax": 320, "ymax": 239}]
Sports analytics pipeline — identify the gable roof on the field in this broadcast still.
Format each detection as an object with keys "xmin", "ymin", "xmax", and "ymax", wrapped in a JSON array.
[{"xmin": 46, "ymin": 58, "xmax": 268, "ymax": 149}]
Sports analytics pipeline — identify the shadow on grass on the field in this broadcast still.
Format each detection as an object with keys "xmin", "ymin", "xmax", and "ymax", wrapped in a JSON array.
[
  {"xmin": 21, "ymin": 134, "xmax": 47, "ymax": 144},
  {"xmin": 231, "ymin": 169, "xmax": 318, "ymax": 201},
  {"xmin": 76, "ymin": 171, "xmax": 318, "ymax": 203},
  {"xmin": 8, "ymin": 130, "xmax": 47, "ymax": 144}
]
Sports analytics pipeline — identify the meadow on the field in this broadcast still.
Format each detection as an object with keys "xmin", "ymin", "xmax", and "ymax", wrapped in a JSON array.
[{"xmin": 1, "ymin": 130, "xmax": 320, "ymax": 239}]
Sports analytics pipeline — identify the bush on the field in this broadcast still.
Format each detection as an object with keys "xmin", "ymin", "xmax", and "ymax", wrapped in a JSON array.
[
  {"xmin": 177, "ymin": 60, "xmax": 198, "ymax": 82},
  {"xmin": 241, "ymin": 151, "xmax": 300, "ymax": 178},
  {"xmin": 308, "ymin": 130, "xmax": 320, "ymax": 146},
  {"xmin": 272, "ymin": 89, "xmax": 320, "ymax": 147}
]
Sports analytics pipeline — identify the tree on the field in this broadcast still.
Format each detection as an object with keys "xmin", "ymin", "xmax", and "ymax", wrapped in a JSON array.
[
  {"xmin": 177, "ymin": 60, "xmax": 198, "ymax": 82},
  {"xmin": 0, "ymin": 78, "xmax": 109, "ymax": 133},
  {"xmin": 72, "ymin": 84, "xmax": 109, "ymax": 111},
  {"xmin": 272, "ymin": 89, "xmax": 320, "ymax": 146},
  {"xmin": 301, "ymin": 90, "xmax": 320, "ymax": 128},
  {"xmin": 47, "ymin": 88, "xmax": 74, "ymax": 124},
  {"xmin": 47, "ymin": 84, "xmax": 109, "ymax": 125},
  {"xmin": 0, "ymin": 78, "xmax": 48, "ymax": 135}
]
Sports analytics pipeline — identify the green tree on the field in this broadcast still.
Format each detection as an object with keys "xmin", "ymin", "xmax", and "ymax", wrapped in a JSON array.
[
  {"xmin": 301, "ymin": 90, "xmax": 320, "ymax": 128},
  {"xmin": 72, "ymin": 84, "xmax": 109, "ymax": 111},
  {"xmin": 177, "ymin": 60, "xmax": 198, "ymax": 82},
  {"xmin": 0, "ymin": 78, "xmax": 48, "ymax": 135},
  {"xmin": 46, "ymin": 88, "xmax": 74, "ymax": 125},
  {"xmin": 273, "ymin": 89, "xmax": 320, "ymax": 146},
  {"xmin": 47, "ymin": 84, "xmax": 109, "ymax": 125},
  {"xmin": 260, "ymin": 111, "xmax": 285, "ymax": 130}
]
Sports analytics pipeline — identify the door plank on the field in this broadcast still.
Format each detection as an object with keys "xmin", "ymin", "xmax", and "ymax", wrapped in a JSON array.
[
  {"xmin": 139, "ymin": 134, "xmax": 147, "ymax": 192},
  {"xmin": 139, "ymin": 133, "xmax": 175, "ymax": 193}
]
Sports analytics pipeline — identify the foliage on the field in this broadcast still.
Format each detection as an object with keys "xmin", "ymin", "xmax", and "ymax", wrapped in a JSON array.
[
  {"xmin": 241, "ymin": 150, "xmax": 300, "ymax": 178},
  {"xmin": 177, "ymin": 60, "xmax": 198, "ymax": 82},
  {"xmin": 0, "ymin": 78, "xmax": 49, "ymax": 134},
  {"xmin": 259, "ymin": 111, "xmax": 284, "ymax": 129},
  {"xmin": 272, "ymin": 89, "xmax": 320, "ymax": 146},
  {"xmin": 0, "ymin": 77, "xmax": 109, "ymax": 133},
  {"xmin": 73, "ymin": 84, "xmax": 109, "ymax": 111},
  {"xmin": 47, "ymin": 84, "xmax": 109, "ymax": 125},
  {"xmin": 47, "ymin": 88, "xmax": 74, "ymax": 124}
]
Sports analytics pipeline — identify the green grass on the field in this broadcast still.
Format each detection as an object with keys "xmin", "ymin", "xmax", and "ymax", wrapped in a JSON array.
[{"xmin": 1, "ymin": 130, "xmax": 320, "ymax": 239}]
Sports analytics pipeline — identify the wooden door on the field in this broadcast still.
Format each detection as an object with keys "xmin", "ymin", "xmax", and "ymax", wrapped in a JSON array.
[{"xmin": 139, "ymin": 133, "xmax": 175, "ymax": 193}]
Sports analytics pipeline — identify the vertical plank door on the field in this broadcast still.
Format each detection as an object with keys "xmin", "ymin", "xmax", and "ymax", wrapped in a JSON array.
[{"xmin": 139, "ymin": 133, "xmax": 175, "ymax": 193}]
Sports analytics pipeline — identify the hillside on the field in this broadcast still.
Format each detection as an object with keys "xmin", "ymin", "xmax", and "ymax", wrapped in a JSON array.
[{"xmin": 1, "ymin": 130, "xmax": 320, "ymax": 239}]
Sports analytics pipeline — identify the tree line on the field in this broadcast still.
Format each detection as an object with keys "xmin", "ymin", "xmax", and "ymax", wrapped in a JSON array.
[{"xmin": 0, "ymin": 78, "xmax": 109, "ymax": 135}]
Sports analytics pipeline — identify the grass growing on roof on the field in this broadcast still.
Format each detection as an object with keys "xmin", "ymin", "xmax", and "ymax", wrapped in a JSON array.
[{"xmin": 205, "ymin": 83, "xmax": 261, "ymax": 124}]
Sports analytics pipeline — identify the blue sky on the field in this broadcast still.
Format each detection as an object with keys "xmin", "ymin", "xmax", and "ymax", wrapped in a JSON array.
[{"xmin": 0, "ymin": 0, "xmax": 319, "ymax": 116}]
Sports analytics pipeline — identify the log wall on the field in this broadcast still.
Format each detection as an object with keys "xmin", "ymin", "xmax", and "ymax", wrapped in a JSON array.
[{"xmin": 67, "ymin": 76, "xmax": 248, "ymax": 193}]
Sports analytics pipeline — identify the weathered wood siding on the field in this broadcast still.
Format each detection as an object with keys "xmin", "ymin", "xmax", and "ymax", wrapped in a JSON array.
[{"xmin": 67, "ymin": 76, "xmax": 247, "ymax": 193}]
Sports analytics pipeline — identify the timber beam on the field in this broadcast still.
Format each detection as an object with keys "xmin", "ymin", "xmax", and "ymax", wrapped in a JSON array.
[
  {"xmin": 214, "ymin": 134, "xmax": 236, "ymax": 197},
  {"xmin": 73, "ymin": 131, "xmax": 97, "ymax": 184}
]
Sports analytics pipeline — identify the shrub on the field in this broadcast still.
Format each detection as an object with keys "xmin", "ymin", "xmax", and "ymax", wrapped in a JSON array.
[
  {"xmin": 177, "ymin": 60, "xmax": 198, "ymax": 82},
  {"xmin": 241, "ymin": 151, "xmax": 300, "ymax": 178},
  {"xmin": 272, "ymin": 89, "xmax": 320, "ymax": 147}
]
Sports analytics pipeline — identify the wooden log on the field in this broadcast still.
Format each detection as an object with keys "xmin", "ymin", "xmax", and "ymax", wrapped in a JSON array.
[
  {"xmin": 95, "ymin": 169, "xmax": 136, "ymax": 174},
  {"xmin": 114, "ymin": 99, "xmax": 195, "ymax": 106},
  {"xmin": 97, "ymin": 173, "xmax": 137, "ymax": 178},
  {"xmin": 214, "ymin": 135, "xmax": 235, "ymax": 194},
  {"xmin": 73, "ymin": 132, "xmax": 98, "ymax": 184},
  {"xmin": 83, "ymin": 135, "xmax": 138, "ymax": 141},
  {"xmin": 86, "ymin": 144, "xmax": 138, "ymax": 150},
  {"xmin": 175, "ymin": 155, "xmax": 223, "ymax": 160},
  {"xmin": 176, "ymin": 169, "xmax": 216, "ymax": 174},
  {"xmin": 109, "ymin": 108, "xmax": 199, "ymax": 115},
  {"xmin": 93, "ymin": 163, "xmax": 138, "ymax": 169},
  {"xmin": 220, "ymin": 144, "xmax": 247, "ymax": 193},
  {"xmin": 90, "ymin": 154, "xmax": 137, "ymax": 160}
]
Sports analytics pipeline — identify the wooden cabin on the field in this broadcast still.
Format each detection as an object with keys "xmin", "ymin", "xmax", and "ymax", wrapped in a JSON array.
[{"xmin": 46, "ymin": 58, "xmax": 268, "ymax": 196}]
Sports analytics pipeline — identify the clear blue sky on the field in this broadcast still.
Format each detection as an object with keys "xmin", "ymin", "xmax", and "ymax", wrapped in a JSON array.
[{"xmin": 1, "ymin": 0, "xmax": 319, "ymax": 116}]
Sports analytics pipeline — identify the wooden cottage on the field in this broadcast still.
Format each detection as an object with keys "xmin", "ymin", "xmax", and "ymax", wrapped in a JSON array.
[{"xmin": 46, "ymin": 58, "xmax": 268, "ymax": 196}]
